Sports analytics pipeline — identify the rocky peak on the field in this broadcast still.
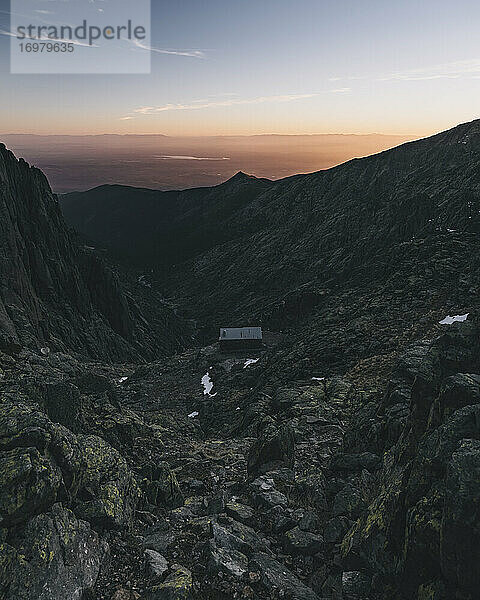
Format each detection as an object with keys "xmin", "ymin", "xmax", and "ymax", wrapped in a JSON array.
[{"xmin": 229, "ymin": 171, "xmax": 254, "ymax": 181}]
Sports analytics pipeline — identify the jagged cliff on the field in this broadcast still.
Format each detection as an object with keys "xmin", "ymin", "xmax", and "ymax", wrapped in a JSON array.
[{"xmin": 0, "ymin": 144, "xmax": 189, "ymax": 361}]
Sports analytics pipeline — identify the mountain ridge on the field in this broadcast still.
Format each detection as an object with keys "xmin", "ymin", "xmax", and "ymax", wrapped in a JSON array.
[{"xmin": 59, "ymin": 119, "xmax": 480, "ymax": 333}]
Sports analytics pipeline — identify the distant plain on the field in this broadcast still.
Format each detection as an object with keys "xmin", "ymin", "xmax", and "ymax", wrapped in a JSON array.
[{"xmin": 1, "ymin": 133, "xmax": 414, "ymax": 193}]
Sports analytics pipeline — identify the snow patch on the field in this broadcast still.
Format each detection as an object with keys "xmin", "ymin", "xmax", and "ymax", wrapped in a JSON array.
[
  {"xmin": 243, "ymin": 358, "xmax": 260, "ymax": 369},
  {"xmin": 188, "ymin": 411, "xmax": 199, "ymax": 418},
  {"xmin": 439, "ymin": 313, "xmax": 469, "ymax": 325},
  {"xmin": 311, "ymin": 377, "xmax": 325, "ymax": 381},
  {"xmin": 202, "ymin": 371, "xmax": 216, "ymax": 396},
  {"xmin": 118, "ymin": 377, "xmax": 128, "ymax": 383}
]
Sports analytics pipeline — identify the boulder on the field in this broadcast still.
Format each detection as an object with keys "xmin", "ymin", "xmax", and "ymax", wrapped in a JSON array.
[
  {"xmin": 212, "ymin": 517, "xmax": 270, "ymax": 557},
  {"xmin": 254, "ymin": 488, "xmax": 288, "ymax": 509},
  {"xmin": 143, "ymin": 519, "xmax": 174, "ymax": 555},
  {"xmin": 283, "ymin": 526, "xmax": 324, "ymax": 556},
  {"xmin": 266, "ymin": 505, "xmax": 296, "ymax": 534},
  {"xmin": 141, "ymin": 564, "xmax": 192, "ymax": 600},
  {"xmin": 74, "ymin": 434, "xmax": 140, "ymax": 530},
  {"xmin": 0, "ymin": 401, "xmax": 85, "ymax": 523},
  {"xmin": 247, "ymin": 423, "xmax": 295, "ymax": 477},
  {"xmin": 205, "ymin": 492, "xmax": 225, "ymax": 515},
  {"xmin": 250, "ymin": 475, "xmax": 288, "ymax": 509},
  {"xmin": 323, "ymin": 516, "xmax": 351, "ymax": 544},
  {"xmin": 207, "ymin": 540, "xmax": 248, "ymax": 577},
  {"xmin": 0, "ymin": 446, "xmax": 62, "ymax": 527},
  {"xmin": 0, "ymin": 503, "xmax": 107, "ymax": 600},
  {"xmin": 225, "ymin": 501, "xmax": 255, "ymax": 526},
  {"xmin": 298, "ymin": 509, "xmax": 320, "ymax": 532},
  {"xmin": 144, "ymin": 549, "xmax": 168, "ymax": 578},
  {"xmin": 143, "ymin": 461, "xmax": 184, "ymax": 509},
  {"xmin": 0, "ymin": 400, "xmax": 141, "ymax": 533},
  {"xmin": 249, "ymin": 552, "xmax": 319, "ymax": 600}
]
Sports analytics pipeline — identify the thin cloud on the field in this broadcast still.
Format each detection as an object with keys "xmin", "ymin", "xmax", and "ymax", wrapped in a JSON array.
[
  {"xmin": 2, "ymin": 13, "xmax": 205, "ymax": 57},
  {"xmin": 0, "ymin": 29, "xmax": 19, "ymax": 38},
  {"xmin": 379, "ymin": 59, "xmax": 480, "ymax": 81},
  {"xmin": 132, "ymin": 39, "xmax": 206, "ymax": 59},
  {"xmin": 0, "ymin": 28, "xmax": 97, "ymax": 47},
  {"xmin": 123, "ymin": 89, "xmax": 350, "ymax": 119},
  {"xmin": 189, "ymin": 93, "xmax": 240, "ymax": 103}
]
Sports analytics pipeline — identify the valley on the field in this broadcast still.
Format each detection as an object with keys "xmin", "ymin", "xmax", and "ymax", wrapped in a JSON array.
[{"xmin": 1, "ymin": 120, "xmax": 480, "ymax": 600}]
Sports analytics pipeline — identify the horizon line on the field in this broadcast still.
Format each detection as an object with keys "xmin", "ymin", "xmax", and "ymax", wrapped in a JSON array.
[{"xmin": 0, "ymin": 131, "xmax": 422, "ymax": 138}]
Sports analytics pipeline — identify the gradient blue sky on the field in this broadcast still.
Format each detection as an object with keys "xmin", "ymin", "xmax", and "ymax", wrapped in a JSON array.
[{"xmin": 1, "ymin": 0, "xmax": 479, "ymax": 135}]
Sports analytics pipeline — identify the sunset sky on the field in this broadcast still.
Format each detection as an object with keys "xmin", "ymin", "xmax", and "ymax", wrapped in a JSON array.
[{"xmin": 1, "ymin": 0, "xmax": 479, "ymax": 136}]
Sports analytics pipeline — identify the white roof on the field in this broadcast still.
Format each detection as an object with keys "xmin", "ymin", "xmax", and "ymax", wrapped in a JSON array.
[{"xmin": 219, "ymin": 327, "xmax": 262, "ymax": 340}]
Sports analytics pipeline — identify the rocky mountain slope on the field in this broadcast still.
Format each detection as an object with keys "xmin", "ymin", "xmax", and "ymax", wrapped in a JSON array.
[
  {"xmin": 1, "ymin": 120, "xmax": 480, "ymax": 600},
  {"xmin": 61, "ymin": 120, "xmax": 480, "ymax": 369},
  {"xmin": 60, "ymin": 120, "xmax": 480, "ymax": 325},
  {"xmin": 0, "ymin": 144, "xmax": 190, "ymax": 361},
  {"xmin": 61, "ymin": 173, "xmax": 272, "ymax": 269}
]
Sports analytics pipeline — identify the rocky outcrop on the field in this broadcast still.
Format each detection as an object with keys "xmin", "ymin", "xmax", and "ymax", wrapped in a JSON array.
[
  {"xmin": 0, "ymin": 503, "xmax": 107, "ymax": 600},
  {"xmin": 247, "ymin": 422, "xmax": 295, "ymax": 477},
  {"xmin": 74, "ymin": 434, "xmax": 140, "ymax": 530},
  {"xmin": 0, "ymin": 144, "xmax": 189, "ymax": 361},
  {"xmin": 341, "ymin": 318, "xmax": 480, "ymax": 599},
  {"xmin": 141, "ymin": 564, "xmax": 192, "ymax": 599},
  {"xmin": 0, "ymin": 397, "xmax": 141, "ymax": 598}
]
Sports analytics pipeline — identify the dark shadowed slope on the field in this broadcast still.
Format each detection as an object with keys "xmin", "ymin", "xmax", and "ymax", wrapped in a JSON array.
[
  {"xmin": 164, "ymin": 119, "xmax": 480, "ymax": 321},
  {"xmin": 61, "ymin": 172, "xmax": 272, "ymax": 268},
  {"xmin": 0, "ymin": 144, "xmax": 190, "ymax": 361}
]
